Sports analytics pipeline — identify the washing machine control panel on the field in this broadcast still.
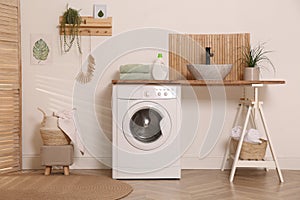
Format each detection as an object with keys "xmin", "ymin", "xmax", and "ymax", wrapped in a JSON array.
[
  {"xmin": 116, "ymin": 85, "xmax": 179, "ymax": 99},
  {"xmin": 143, "ymin": 86, "xmax": 177, "ymax": 99}
]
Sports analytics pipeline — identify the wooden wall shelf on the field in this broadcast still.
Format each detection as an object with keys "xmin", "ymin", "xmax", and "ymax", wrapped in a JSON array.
[
  {"xmin": 59, "ymin": 16, "xmax": 112, "ymax": 36},
  {"xmin": 112, "ymin": 80, "xmax": 285, "ymax": 86}
]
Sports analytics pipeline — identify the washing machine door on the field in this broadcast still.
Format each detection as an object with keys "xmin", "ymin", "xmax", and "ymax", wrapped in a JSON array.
[{"xmin": 122, "ymin": 101, "xmax": 172, "ymax": 150}]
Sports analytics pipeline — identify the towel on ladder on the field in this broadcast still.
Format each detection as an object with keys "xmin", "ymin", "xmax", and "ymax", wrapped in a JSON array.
[
  {"xmin": 56, "ymin": 109, "xmax": 85, "ymax": 155},
  {"xmin": 231, "ymin": 126, "xmax": 263, "ymax": 144}
]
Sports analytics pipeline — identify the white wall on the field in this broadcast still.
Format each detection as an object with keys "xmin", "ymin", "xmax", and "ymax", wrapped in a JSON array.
[{"xmin": 21, "ymin": 0, "xmax": 300, "ymax": 169}]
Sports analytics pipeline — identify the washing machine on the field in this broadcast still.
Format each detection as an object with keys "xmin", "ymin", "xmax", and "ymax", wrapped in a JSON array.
[{"xmin": 112, "ymin": 84, "xmax": 181, "ymax": 179}]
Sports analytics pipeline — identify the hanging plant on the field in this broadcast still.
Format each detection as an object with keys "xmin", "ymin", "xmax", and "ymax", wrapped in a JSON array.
[{"xmin": 60, "ymin": 5, "xmax": 82, "ymax": 54}]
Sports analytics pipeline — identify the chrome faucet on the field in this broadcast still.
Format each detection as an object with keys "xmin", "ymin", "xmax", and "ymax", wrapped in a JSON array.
[{"xmin": 205, "ymin": 47, "xmax": 214, "ymax": 64}]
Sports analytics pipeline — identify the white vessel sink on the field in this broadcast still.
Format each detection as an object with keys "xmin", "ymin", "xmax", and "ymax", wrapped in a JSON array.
[{"xmin": 187, "ymin": 64, "xmax": 233, "ymax": 80}]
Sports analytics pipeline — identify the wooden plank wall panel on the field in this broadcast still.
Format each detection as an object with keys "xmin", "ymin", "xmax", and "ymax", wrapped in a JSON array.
[
  {"xmin": 169, "ymin": 33, "xmax": 250, "ymax": 80},
  {"xmin": 1, "ymin": 0, "xmax": 17, "ymax": 5},
  {"xmin": 0, "ymin": 0, "xmax": 21, "ymax": 174}
]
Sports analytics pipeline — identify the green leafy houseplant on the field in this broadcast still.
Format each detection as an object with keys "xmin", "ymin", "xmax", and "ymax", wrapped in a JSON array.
[
  {"xmin": 60, "ymin": 5, "xmax": 82, "ymax": 54},
  {"xmin": 242, "ymin": 43, "xmax": 275, "ymax": 80}
]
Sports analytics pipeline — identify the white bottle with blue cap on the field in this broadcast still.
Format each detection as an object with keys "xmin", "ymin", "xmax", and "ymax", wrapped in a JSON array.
[{"xmin": 152, "ymin": 53, "xmax": 169, "ymax": 80}]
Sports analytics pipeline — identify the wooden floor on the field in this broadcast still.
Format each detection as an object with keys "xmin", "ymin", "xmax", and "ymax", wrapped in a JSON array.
[{"xmin": 19, "ymin": 169, "xmax": 300, "ymax": 200}]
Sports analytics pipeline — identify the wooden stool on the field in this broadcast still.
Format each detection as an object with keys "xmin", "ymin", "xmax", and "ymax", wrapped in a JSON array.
[{"xmin": 41, "ymin": 145, "xmax": 74, "ymax": 175}]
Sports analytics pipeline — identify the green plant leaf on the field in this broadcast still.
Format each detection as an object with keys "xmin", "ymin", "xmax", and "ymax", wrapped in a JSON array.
[
  {"xmin": 98, "ymin": 10, "xmax": 104, "ymax": 18},
  {"xmin": 33, "ymin": 39, "xmax": 49, "ymax": 63},
  {"xmin": 240, "ymin": 42, "xmax": 276, "ymax": 76}
]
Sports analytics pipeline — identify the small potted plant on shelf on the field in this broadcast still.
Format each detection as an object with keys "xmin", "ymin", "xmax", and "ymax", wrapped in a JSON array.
[
  {"xmin": 242, "ymin": 43, "xmax": 275, "ymax": 80},
  {"xmin": 60, "ymin": 5, "xmax": 82, "ymax": 54}
]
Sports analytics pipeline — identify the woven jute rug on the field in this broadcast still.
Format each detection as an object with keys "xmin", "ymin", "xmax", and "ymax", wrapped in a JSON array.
[{"xmin": 0, "ymin": 174, "xmax": 133, "ymax": 200}]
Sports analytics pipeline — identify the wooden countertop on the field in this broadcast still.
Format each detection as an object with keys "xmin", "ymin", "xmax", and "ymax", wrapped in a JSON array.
[{"xmin": 112, "ymin": 80, "xmax": 285, "ymax": 86}]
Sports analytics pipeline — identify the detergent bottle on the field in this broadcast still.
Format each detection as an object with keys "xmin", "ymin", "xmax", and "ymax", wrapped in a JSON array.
[{"xmin": 152, "ymin": 53, "xmax": 169, "ymax": 80}]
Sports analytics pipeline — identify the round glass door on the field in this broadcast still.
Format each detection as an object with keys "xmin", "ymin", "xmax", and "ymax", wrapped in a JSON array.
[
  {"xmin": 130, "ymin": 108, "xmax": 162, "ymax": 143},
  {"xmin": 122, "ymin": 102, "xmax": 171, "ymax": 150}
]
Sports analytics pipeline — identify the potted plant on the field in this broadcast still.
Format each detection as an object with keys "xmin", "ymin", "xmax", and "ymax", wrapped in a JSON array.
[
  {"xmin": 242, "ymin": 43, "xmax": 275, "ymax": 80},
  {"xmin": 60, "ymin": 5, "xmax": 82, "ymax": 54}
]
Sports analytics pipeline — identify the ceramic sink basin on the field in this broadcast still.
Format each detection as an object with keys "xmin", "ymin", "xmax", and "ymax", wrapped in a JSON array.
[{"xmin": 187, "ymin": 64, "xmax": 232, "ymax": 80}]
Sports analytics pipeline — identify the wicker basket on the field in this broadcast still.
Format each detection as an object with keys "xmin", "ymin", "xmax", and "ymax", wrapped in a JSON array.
[
  {"xmin": 38, "ymin": 108, "xmax": 70, "ymax": 146},
  {"xmin": 231, "ymin": 138, "xmax": 267, "ymax": 160},
  {"xmin": 40, "ymin": 128, "xmax": 71, "ymax": 145}
]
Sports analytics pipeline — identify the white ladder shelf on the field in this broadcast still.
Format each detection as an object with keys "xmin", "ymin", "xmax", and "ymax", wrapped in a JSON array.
[{"xmin": 221, "ymin": 84, "xmax": 284, "ymax": 183}]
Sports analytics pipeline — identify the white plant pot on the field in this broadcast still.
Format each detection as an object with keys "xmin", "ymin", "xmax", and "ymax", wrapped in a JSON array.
[{"xmin": 244, "ymin": 67, "xmax": 260, "ymax": 80}]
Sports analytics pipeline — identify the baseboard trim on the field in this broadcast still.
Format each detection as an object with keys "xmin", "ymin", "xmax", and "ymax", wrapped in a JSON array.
[
  {"xmin": 22, "ymin": 155, "xmax": 300, "ymax": 170},
  {"xmin": 181, "ymin": 156, "xmax": 300, "ymax": 170}
]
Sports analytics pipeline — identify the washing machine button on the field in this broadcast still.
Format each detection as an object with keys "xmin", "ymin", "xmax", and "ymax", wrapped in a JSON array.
[
  {"xmin": 145, "ymin": 91, "xmax": 150, "ymax": 97},
  {"xmin": 157, "ymin": 92, "xmax": 161, "ymax": 96},
  {"xmin": 164, "ymin": 92, "xmax": 168, "ymax": 96}
]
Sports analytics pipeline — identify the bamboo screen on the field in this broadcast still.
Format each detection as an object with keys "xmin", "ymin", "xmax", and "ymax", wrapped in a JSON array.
[
  {"xmin": 169, "ymin": 33, "xmax": 250, "ymax": 80},
  {"xmin": 0, "ymin": 0, "xmax": 21, "ymax": 174}
]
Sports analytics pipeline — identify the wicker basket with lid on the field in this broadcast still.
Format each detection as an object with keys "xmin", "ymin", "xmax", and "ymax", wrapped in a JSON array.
[{"xmin": 38, "ymin": 108, "xmax": 70, "ymax": 145}]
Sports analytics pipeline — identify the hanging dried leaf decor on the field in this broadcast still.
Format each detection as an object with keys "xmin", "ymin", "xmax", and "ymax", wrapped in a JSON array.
[
  {"xmin": 60, "ymin": 5, "xmax": 82, "ymax": 54},
  {"xmin": 33, "ymin": 39, "xmax": 49, "ymax": 63},
  {"xmin": 76, "ymin": 55, "xmax": 96, "ymax": 84}
]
